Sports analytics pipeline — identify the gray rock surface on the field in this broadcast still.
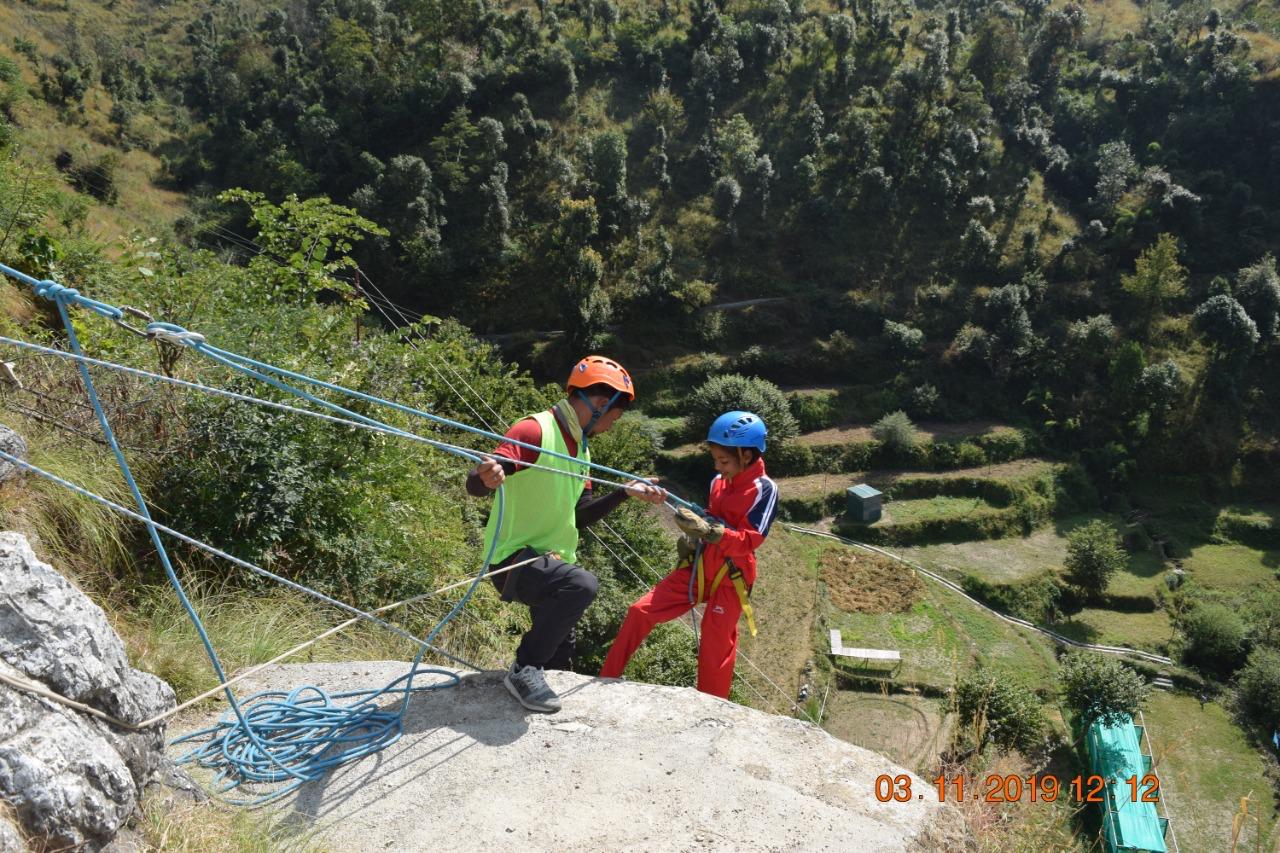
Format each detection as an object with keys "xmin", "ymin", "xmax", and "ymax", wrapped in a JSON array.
[
  {"xmin": 176, "ymin": 662, "xmax": 966, "ymax": 852},
  {"xmin": 0, "ymin": 533, "xmax": 179, "ymax": 851},
  {"xmin": 0, "ymin": 425, "xmax": 25, "ymax": 483}
]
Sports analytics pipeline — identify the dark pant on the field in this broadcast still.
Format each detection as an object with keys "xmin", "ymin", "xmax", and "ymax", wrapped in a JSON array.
[{"xmin": 493, "ymin": 548, "xmax": 599, "ymax": 670}]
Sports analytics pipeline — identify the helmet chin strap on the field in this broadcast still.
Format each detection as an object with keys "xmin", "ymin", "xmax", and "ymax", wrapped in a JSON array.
[{"xmin": 575, "ymin": 389, "xmax": 622, "ymax": 451}]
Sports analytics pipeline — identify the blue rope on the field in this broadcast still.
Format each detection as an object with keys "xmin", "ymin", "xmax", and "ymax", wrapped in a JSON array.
[
  {"xmin": 144, "ymin": 320, "xmax": 704, "ymax": 514},
  {"xmin": 0, "ymin": 336, "xmax": 647, "ymax": 495},
  {"xmin": 1, "ymin": 263, "xmax": 512, "ymax": 804}
]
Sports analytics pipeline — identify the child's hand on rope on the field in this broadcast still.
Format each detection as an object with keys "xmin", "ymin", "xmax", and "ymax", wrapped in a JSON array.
[
  {"xmin": 624, "ymin": 478, "xmax": 667, "ymax": 504},
  {"xmin": 674, "ymin": 506, "xmax": 724, "ymax": 543}
]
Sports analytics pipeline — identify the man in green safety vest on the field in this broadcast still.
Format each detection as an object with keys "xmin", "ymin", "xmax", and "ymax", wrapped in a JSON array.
[{"xmin": 465, "ymin": 355, "xmax": 666, "ymax": 712}]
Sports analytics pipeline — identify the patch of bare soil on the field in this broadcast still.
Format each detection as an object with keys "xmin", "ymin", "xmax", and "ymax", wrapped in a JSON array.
[{"xmin": 820, "ymin": 551, "xmax": 924, "ymax": 614}]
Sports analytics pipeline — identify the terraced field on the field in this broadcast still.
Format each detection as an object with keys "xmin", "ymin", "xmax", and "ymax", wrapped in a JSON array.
[{"xmin": 774, "ymin": 458, "xmax": 1057, "ymax": 500}]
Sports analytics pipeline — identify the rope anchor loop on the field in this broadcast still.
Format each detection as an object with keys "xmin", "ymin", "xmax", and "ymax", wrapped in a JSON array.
[{"xmin": 145, "ymin": 321, "xmax": 206, "ymax": 346}]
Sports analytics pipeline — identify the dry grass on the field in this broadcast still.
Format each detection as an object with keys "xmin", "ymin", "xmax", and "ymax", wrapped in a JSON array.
[
  {"xmin": 821, "ymin": 690, "xmax": 950, "ymax": 775},
  {"xmin": 139, "ymin": 794, "xmax": 325, "ymax": 853},
  {"xmin": 820, "ymin": 550, "xmax": 924, "ymax": 614}
]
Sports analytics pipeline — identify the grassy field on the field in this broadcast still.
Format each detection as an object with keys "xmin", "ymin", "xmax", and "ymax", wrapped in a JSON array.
[
  {"xmin": 1046, "ymin": 608, "xmax": 1174, "ymax": 654},
  {"xmin": 1144, "ymin": 692, "xmax": 1279, "ymax": 852},
  {"xmin": 900, "ymin": 512, "xmax": 1166, "ymax": 596},
  {"xmin": 820, "ymin": 691, "xmax": 950, "ymax": 776},
  {"xmin": 735, "ymin": 526, "xmax": 826, "ymax": 716},
  {"xmin": 1183, "ymin": 543, "xmax": 1280, "ymax": 592},
  {"xmin": 821, "ymin": 560, "xmax": 1059, "ymax": 693},
  {"xmin": 794, "ymin": 420, "xmax": 1016, "ymax": 447},
  {"xmin": 774, "ymin": 458, "xmax": 1057, "ymax": 500},
  {"xmin": 882, "ymin": 495, "xmax": 997, "ymax": 524}
]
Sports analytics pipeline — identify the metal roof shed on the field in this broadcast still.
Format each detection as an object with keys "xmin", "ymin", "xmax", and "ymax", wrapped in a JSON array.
[{"xmin": 846, "ymin": 484, "xmax": 883, "ymax": 523}]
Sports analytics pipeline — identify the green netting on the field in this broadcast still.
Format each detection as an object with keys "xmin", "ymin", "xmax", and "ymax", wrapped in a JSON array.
[{"xmin": 1086, "ymin": 715, "xmax": 1169, "ymax": 853}]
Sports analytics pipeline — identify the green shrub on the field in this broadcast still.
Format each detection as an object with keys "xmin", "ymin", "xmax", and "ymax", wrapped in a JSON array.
[
  {"xmin": 961, "ymin": 572, "xmax": 1062, "ymax": 622},
  {"xmin": 1213, "ymin": 513, "xmax": 1280, "ymax": 549},
  {"xmin": 841, "ymin": 441, "xmax": 879, "ymax": 471},
  {"xmin": 955, "ymin": 442, "xmax": 988, "ymax": 468},
  {"xmin": 588, "ymin": 413, "xmax": 664, "ymax": 475},
  {"xmin": 1058, "ymin": 651, "xmax": 1150, "ymax": 726},
  {"xmin": 871, "ymin": 410, "xmax": 917, "ymax": 456},
  {"xmin": 687, "ymin": 373, "xmax": 799, "ymax": 445},
  {"xmin": 1236, "ymin": 646, "xmax": 1280, "ymax": 731},
  {"xmin": 764, "ymin": 442, "xmax": 814, "ymax": 476},
  {"xmin": 788, "ymin": 389, "xmax": 839, "ymax": 432},
  {"xmin": 974, "ymin": 429, "xmax": 1029, "ymax": 462},
  {"xmin": 956, "ymin": 669, "xmax": 1047, "ymax": 754},
  {"xmin": 1178, "ymin": 601, "xmax": 1248, "ymax": 676}
]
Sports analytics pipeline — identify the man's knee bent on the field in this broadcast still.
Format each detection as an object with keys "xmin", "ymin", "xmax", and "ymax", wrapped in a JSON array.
[{"xmin": 565, "ymin": 566, "xmax": 598, "ymax": 606}]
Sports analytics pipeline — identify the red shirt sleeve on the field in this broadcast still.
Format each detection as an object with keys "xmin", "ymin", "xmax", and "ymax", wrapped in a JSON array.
[
  {"xmin": 491, "ymin": 418, "xmax": 542, "ymax": 470},
  {"xmin": 490, "ymin": 413, "xmax": 591, "ymax": 492}
]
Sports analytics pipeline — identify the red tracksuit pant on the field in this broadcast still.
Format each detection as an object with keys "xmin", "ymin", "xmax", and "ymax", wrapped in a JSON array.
[{"xmin": 599, "ymin": 563, "xmax": 742, "ymax": 698}]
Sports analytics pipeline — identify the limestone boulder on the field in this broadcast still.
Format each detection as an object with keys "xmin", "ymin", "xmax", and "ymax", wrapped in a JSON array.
[{"xmin": 0, "ymin": 532, "xmax": 179, "ymax": 851}]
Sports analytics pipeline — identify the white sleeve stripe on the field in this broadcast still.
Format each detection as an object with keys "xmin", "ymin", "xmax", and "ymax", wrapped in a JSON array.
[{"xmin": 748, "ymin": 476, "xmax": 779, "ymax": 537}]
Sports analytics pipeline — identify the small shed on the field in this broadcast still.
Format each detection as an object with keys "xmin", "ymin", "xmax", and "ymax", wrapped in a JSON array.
[{"xmin": 846, "ymin": 484, "xmax": 883, "ymax": 523}]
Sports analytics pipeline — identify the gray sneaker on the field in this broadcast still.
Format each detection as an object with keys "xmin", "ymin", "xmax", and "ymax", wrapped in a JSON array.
[{"xmin": 503, "ymin": 663, "xmax": 562, "ymax": 713}]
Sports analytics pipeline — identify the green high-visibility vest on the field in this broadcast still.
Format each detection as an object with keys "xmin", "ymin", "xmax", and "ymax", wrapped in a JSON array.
[{"xmin": 483, "ymin": 406, "xmax": 590, "ymax": 565}]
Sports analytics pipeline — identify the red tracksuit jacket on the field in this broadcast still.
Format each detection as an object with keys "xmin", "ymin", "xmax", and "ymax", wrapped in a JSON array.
[{"xmin": 698, "ymin": 456, "xmax": 779, "ymax": 586}]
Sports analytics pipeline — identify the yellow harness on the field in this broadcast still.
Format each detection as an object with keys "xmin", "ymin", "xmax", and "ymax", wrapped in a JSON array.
[{"xmin": 690, "ymin": 551, "xmax": 757, "ymax": 637}]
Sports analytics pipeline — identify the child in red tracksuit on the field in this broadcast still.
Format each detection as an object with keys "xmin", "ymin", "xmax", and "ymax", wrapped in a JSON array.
[{"xmin": 600, "ymin": 411, "xmax": 778, "ymax": 698}]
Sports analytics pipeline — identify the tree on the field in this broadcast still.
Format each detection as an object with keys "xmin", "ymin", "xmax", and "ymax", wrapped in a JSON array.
[
  {"xmin": 1234, "ymin": 254, "xmax": 1280, "ymax": 343},
  {"xmin": 589, "ymin": 130, "xmax": 629, "ymax": 236},
  {"xmin": 882, "ymin": 319, "xmax": 924, "ymax": 358},
  {"xmin": 1058, "ymin": 652, "xmax": 1149, "ymax": 726},
  {"xmin": 712, "ymin": 175, "xmax": 741, "ymax": 236},
  {"xmin": 1093, "ymin": 140, "xmax": 1137, "ymax": 211},
  {"xmin": 1063, "ymin": 520, "xmax": 1125, "ymax": 599},
  {"xmin": 1121, "ymin": 234, "xmax": 1186, "ymax": 336},
  {"xmin": 1236, "ymin": 647, "xmax": 1280, "ymax": 731},
  {"xmin": 218, "ymin": 189, "xmax": 387, "ymax": 303},
  {"xmin": 545, "ymin": 197, "xmax": 610, "ymax": 352},
  {"xmin": 687, "ymin": 374, "xmax": 799, "ymax": 445},
  {"xmin": 956, "ymin": 669, "xmax": 1047, "ymax": 754},
  {"xmin": 1193, "ymin": 295, "xmax": 1259, "ymax": 357}
]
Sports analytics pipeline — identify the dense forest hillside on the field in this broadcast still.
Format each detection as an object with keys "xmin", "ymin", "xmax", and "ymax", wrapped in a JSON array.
[{"xmin": 17, "ymin": 0, "xmax": 1272, "ymax": 490}]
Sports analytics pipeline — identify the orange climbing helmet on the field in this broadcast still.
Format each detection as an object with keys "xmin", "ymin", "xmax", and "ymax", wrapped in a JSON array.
[{"xmin": 565, "ymin": 355, "xmax": 635, "ymax": 402}]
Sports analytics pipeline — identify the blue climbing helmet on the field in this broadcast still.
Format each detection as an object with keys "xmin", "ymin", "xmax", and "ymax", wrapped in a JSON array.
[{"xmin": 707, "ymin": 410, "xmax": 768, "ymax": 453}]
